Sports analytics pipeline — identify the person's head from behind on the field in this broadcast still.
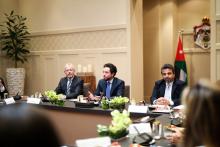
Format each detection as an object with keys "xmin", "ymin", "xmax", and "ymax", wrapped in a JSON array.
[
  {"xmin": 0, "ymin": 104, "xmax": 61, "ymax": 146},
  {"xmin": 161, "ymin": 64, "xmax": 175, "ymax": 83},
  {"xmin": 103, "ymin": 63, "xmax": 117, "ymax": 81},
  {"xmin": 182, "ymin": 79, "xmax": 220, "ymax": 147},
  {"xmin": 64, "ymin": 63, "xmax": 75, "ymax": 78}
]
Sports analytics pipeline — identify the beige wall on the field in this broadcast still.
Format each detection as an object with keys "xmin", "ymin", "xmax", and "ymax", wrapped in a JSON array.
[
  {"xmin": 19, "ymin": 0, "xmax": 127, "ymax": 32},
  {"xmin": 179, "ymin": 0, "xmax": 210, "ymax": 85},
  {"xmin": 0, "ymin": 0, "xmax": 130, "ymax": 96},
  {"xmin": 143, "ymin": 0, "xmax": 210, "ymax": 100},
  {"xmin": 143, "ymin": 0, "xmax": 160, "ymax": 102},
  {"xmin": 129, "ymin": 0, "xmax": 144, "ymax": 102},
  {"xmin": 0, "ymin": 0, "xmax": 18, "ymax": 22},
  {"xmin": 211, "ymin": 0, "xmax": 220, "ymax": 81}
]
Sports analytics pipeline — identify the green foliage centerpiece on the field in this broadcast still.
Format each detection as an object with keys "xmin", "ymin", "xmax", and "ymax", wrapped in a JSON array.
[
  {"xmin": 101, "ymin": 96, "xmax": 129, "ymax": 110},
  {"xmin": 44, "ymin": 90, "xmax": 65, "ymax": 107},
  {"xmin": 97, "ymin": 110, "xmax": 132, "ymax": 140}
]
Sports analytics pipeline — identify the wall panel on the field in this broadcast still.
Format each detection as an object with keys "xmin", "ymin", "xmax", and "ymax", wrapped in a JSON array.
[
  {"xmin": 16, "ymin": 27, "xmax": 129, "ymax": 95},
  {"xmin": 43, "ymin": 55, "xmax": 58, "ymax": 91}
]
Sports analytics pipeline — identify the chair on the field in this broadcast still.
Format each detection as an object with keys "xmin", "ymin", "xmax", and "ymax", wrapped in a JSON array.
[
  {"xmin": 83, "ymin": 82, "xmax": 91, "ymax": 97},
  {"xmin": 124, "ymin": 85, "xmax": 130, "ymax": 98}
]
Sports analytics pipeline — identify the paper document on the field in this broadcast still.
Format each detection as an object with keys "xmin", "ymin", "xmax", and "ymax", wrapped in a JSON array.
[
  {"xmin": 76, "ymin": 137, "xmax": 111, "ymax": 147},
  {"xmin": 129, "ymin": 123, "xmax": 152, "ymax": 134}
]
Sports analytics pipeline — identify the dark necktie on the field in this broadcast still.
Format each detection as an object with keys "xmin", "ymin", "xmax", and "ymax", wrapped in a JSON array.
[
  {"xmin": 106, "ymin": 81, "xmax": 111, "ymax": 98},
  {"xmin": 67, "ymin": 78, "xmax": 72, "ymax": 95}
]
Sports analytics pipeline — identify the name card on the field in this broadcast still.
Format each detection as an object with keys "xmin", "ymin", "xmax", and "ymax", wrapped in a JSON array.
[
  {"xmin": 128, "ymin": 105, "xmax": 148, "ymax": 113},
  {"xmin": 27, "ymin": 98, "xmax": 41, "ymax": 104},
  {"xmin": 76, "ymin": 137, "xmax": 111, "ymax": 147},
  {"xmin": 4, "ymin": 97, "xmax": 15, "ymax": 105}
]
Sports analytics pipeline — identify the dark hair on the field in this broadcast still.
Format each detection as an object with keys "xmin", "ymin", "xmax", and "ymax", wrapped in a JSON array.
[
  {"xmin": 0, "ymin": 77, "xmax": 6, "ymax": 87},
  {"xmin": 161, "ymin": 64, "xmax": 175, "ymax": 74},
  {"xmin": 104, "ymin": 63, "xmax": 117, "ymax": 76},
  {"xmin": 0, "ymin": 104, "xmax": 61, "ymax": 146},
  {"xmin": 182, "ymin": 79, "xmax": 220, "ymax": 147},
  {"xmin": 0, "ymin": 77, "xmax": 8, "ymax": 99}
]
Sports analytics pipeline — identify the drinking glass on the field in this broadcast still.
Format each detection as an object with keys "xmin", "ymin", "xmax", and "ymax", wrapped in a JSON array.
[{"xmin": 152, "ymin": 122, "xmax": 162, "ymax": 140}]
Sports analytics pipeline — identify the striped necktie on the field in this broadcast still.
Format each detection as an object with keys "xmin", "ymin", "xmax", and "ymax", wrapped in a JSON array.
[{"xmin": 67, "ymin": 78, "xmax": 72, "ymax": 95}]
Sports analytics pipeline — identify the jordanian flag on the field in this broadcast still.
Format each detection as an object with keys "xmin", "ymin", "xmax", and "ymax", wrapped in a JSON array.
[{"xmin": 174, "ymin": 36, "xmax": 188, "ymax": 85}]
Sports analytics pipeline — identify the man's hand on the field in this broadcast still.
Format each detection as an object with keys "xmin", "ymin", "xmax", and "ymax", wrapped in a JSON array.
[
  {"xmin": 156, "ymin": 97, "xmax": 170, "ymax": 105},
  {"xmin": 87, "ymin": 91, "xmax": 100, "ymax": 101}
]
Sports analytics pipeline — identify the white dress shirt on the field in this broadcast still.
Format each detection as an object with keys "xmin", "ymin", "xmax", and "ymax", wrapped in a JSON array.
[
  {"xmin": 164, "ymin": 82, "xmax": 174, "ymax": 105},
  {"xmin": 0, "ymin": 85, "xmax": 5, "ymax": 92}
]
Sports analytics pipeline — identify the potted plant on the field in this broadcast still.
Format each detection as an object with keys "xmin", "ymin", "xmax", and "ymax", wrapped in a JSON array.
[
  {"xmin": 100, "ymin": 96, "xmax": 129, "ymax": 111},
  {"xmin": 44, "ymin": 90, "xmax": 65, "ymax": 107},
  {"xmin": 0, "ymin": 10, "xmax": 30, "ymax": 96},
  {"xmin": 97, "ymin": 110, "xmax": 132, "ymax": 140}
]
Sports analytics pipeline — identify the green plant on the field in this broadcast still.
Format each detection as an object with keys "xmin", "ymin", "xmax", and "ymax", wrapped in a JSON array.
[
  {"xmin": 101, "ymin": 98, "xmax": 109, "ymax": 110},
  {"xmin": 0, "ymin": 10, "xmax": 30, "ymax": 68},
  {"xmin": 109, "ymin": 96, "xmax": 129, "ymax": 110},
  {"xmin": 97, "ymin": 110, "xmax": 132, "ymax": 139},
  {"xmin": 44, "ymin": 90, "xmax": 65, "ymax": 107}
]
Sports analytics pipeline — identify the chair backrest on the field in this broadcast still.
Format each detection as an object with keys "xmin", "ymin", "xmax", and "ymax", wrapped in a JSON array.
[
  {"xmin": 124, "ymin": 85, "xmax": 130, "ymax": 98},
  {"xmin": 83, "ymin": 82, "xmax": 91, "ymax": 97}
]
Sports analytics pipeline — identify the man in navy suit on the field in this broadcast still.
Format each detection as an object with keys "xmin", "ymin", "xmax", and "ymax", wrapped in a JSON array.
[
  {"xmin": 88, "ymin": 63, "xmax": 125, "ymax": 100},
  {"xmin": 55, "ymin": 63, "xmax": 83, "ymax": 99},
  {"xmin": 151, "ymin": 64, "xmax": 186, "ymax": 106}
]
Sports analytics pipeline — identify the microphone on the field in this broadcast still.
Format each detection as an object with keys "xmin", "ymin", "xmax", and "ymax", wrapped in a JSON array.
[{"xmin": 13, "ymin": 90, "xmax": 21, "ymax": 100}]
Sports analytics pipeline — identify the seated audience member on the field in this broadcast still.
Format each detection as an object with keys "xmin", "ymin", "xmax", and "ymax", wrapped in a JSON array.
[
  {"xmin": 0, "ymin": 104, "xmax": 61, "ymax": 146},
  {"xmin": 88, "ymin": 63, "xmax": 125, "ymax": 100},
  {"xmin": 167, "ymin": 79, "xmax": 220, "ymax": 147},
  {"xmin": 151, "ymin": 64, "xmax": 186, "ymax": 106},
  {"xmin": 0, "ymin": 77, "xmax": 8, "ymax": 99},
  {"xmin": 182, "ymin": 79, "xmax": 220, "ymax": 147},
  {"xmin": 55, "ymin": 63, "xmax": 83, "ymax": 99}
]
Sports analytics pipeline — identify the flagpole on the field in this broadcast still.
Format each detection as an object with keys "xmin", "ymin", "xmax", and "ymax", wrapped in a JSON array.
[{"xmin": 178, "ymin": 29, "xmax": 184, "ymax": 46}]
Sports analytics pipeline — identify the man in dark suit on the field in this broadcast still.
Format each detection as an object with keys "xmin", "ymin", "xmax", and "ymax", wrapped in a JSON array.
[
  {"xmin": 88, "ymin": 63, "xmax": 125, "ymax": 100},
  {"xmin": 55, "ymin": 63, "xmax": 83, "ymax": 99},
  {"xmin": 151, "ymin": 64, "xmax": 186, "ymax": 106}
]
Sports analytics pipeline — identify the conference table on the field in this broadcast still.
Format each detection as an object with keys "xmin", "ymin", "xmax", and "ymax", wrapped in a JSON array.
[{"xmin": 0, "ymin": 100, "xmax": 174, "ymax": 146}]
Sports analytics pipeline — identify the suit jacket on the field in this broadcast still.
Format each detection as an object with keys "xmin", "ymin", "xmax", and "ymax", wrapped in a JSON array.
[
  {"xmin": 0, "ymin": 88, "xmax": 8, "ymax": 99},
  {"xmin": 94, "ymin": 77, "xmax": 125, "ymax": 98},
  {"xmin": 55, "ymin": 76, "xmax": 83, "ymax": 99},
  {"xmin": 150, "ymin": 79, "xmax": 186, "ymax": 106}
]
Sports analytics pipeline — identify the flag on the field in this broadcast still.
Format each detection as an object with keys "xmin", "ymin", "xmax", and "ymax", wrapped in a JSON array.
[{"xmin": 174, "ymin": 36, "xmax": 188, "ymax": 85}]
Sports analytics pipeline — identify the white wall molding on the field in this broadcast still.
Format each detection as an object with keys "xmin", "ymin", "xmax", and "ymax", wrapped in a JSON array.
[
  {"xmin": 30, "ymin": 47, "xmax": 127, "ymax": 55},
  {"xmin": 30, "ymin": 24, "xmax": 127, "ymax": 37},
  {"xmin": 184, "ymin": 48, "xmax": 210, "ymax": 53}
]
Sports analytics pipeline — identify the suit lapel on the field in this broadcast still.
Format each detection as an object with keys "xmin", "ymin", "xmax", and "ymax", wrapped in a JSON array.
[
  {"xmin": 64, "ymin": 77, "xmax": 68, "ymax": 92},
  {"xmin": 71, "ymin": 76, "xmax": 76, "ymax": 88},
  {"xmin": 102, "ymin": 80, "xmax": 107, "ymax": 95},
  {"xmin": 171, "ymin": 81, "xmax": 177, "ymax": 99},
  {"xmin": 110, "ymin": 78, "xmax": 116, "ymax": 95},
  {"xmin": 160, "ymin": 82, "xmax": 166, "ymax": 97}
]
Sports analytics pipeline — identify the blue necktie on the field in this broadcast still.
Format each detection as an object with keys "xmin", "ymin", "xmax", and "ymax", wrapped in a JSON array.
[{"xmin": 106, "ymin": 81, "xmax": 111, "ymax": 98}]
